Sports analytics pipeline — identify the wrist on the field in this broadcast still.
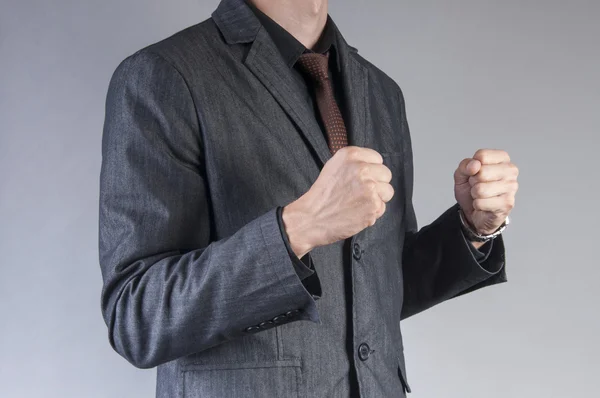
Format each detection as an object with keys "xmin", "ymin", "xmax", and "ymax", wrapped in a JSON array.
[
  {"xmin": 281, "ymin": 198, "xmax": 319, "ymax": 258},
  {"xmin": 458, "ymin": 206, "xmax": 509, "ymax": 243}
]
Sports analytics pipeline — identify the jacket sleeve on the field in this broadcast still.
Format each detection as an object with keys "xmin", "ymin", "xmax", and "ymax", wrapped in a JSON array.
[
  {"xmin": 99, "ymin": 50, "xmax": 320, "ymax": 369},
  {"xmin": 467, "ymin": 233, "xmax": 494, "ymax": 262},
  {"xmin": 395, "ymin": 88, "xmax": 508, "ymax": 320},
  {"xmin": 276, "ymin": 206, "xmax": 323, "ymax": 298}
]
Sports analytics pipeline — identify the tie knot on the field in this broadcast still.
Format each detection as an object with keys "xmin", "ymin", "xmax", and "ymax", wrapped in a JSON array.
[{"xmin": 296, "ymin": 52, "xmax": 330, "ymax": 84}]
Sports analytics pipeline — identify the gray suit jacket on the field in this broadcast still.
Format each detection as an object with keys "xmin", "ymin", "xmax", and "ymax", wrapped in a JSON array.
[{"xmin": 98, "ymin": 0, "xmax": 507, "ymax": 396}]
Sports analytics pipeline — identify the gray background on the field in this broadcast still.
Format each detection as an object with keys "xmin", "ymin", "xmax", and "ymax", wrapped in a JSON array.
[{"xmin": 1, "ymin": 0, "xmax": 598, "ymax": 397}]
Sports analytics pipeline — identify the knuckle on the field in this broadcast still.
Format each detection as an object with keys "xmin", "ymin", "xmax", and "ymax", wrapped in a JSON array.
[
  {"xmin": 470, "ymin": 185, "xmax": 478, "ymax": 198},
  {"xmin": 350, "ymin": 146, "xmax": 363, "ymax": 158},
  {"xmin": 364, "ymin": 180, "xmax": 377, "ymax": 194},
  {"xmin": 478, "ymin": 166, "xmax": 490, "ymax": 181},
  {"xmin": 471, "ymin": 183, "xmax": 485, "ymax": 198},
  {"xmin": 361, "ymin": 217, "xmax": 371, "ymax": 229},
  {"xmin": 344, "ymin": 146, "xmax": 359, "ymax": 160},
  {"xmin": 370, "ymin": 192, "xmax": 380, "ymax": 209},
  {"xmin": 358, "ymin": 164, "xmax": 371, "ymax": 181},
  {"xmin": 366, "ymin": 212, "xmax": 377, "ymax": 227}
]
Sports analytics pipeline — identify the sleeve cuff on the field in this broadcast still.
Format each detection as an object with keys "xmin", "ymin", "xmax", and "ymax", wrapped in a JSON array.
[
  {"xmin": 259, "ymin": 207, "xmax": 322, "ymax": 323},
  {"xmin": 463, "ymin": 231, "xmax": 494, "ymax": 263},
  {"xmin": 276, "ymin": 206, "xmax": 315, "ymax": 280},
  {"xmin": 276, "ymin": 206, "xmax": 322, "ymax": 300},
  {"xmin": 455, "ymin": 208, "xmax": 504, "ymax": 276}
]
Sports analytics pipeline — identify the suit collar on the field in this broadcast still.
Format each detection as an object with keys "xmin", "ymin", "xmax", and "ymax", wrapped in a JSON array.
[
  {"xmin": 212, "ymin": 0, "xmax": 358, "ymax": 53},
  {"xmin": 211, "ymin": 0, "xmax": 261, "ymax": 44},
  {"xmin": 212, "ymin": 0, "xmax": 367, "ymax": 168},
  {"xmin": 243, "ymin": 0, "xmax": 338, "ymax": 69}
]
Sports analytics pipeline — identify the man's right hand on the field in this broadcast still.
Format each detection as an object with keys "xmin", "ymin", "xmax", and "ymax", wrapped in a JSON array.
[{"xmin": 282, "ymin": 146, "xmax": 395, "ymax": 258}]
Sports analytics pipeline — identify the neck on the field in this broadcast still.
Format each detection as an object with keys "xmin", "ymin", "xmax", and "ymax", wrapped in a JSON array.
[{"xmin": 249, "ymin": 0, "xmax": 328, "ymax": 50}]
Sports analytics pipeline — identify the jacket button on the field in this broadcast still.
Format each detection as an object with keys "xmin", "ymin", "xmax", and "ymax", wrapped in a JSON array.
[
  {"xmin": 358, "ymin": 343, "xmax": 371, "ymax": 361},
  {"xmin": 285, "ymin": 309, "xmax": 301, "ymax": 317},
  {"xmin": 272, "ymin": 315, "xmax": 288, "ymax": 324},
  {"xmin": 353, "ymin": 243, "xmax": 362, "ymax": 260},
  {"xmin": 244, "ymin": 326, "xmax": 260, "ymax": 333},
  {"xmin": 258, "ymin": 320, "xmax": 274, "ymax": 329}
]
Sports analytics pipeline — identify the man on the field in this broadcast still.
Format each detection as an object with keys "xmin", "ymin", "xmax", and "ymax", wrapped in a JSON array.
[{"xmin": 98, "ymin": 0, "xmax": 519, "ymax": 396}]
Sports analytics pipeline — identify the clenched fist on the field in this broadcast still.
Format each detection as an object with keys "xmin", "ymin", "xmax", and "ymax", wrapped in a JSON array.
[
  {"xmin": 454, "ymin": 149, "xmax": 519, "ymax": 239},
  {"xmin": 282, "ymin": 146, "xmax": 394, "ymax": 258}
]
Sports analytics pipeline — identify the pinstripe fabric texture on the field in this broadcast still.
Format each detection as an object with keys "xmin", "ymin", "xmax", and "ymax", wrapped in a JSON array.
[{"xmin": 98, "ymin": 0, "xmax": 508, "ymax": 396}]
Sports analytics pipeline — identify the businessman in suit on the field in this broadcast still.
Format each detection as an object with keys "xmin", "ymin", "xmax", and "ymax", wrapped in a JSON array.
[{"xmin": 98, "ymin": 0, "xmax": 519, "ymax": 396}]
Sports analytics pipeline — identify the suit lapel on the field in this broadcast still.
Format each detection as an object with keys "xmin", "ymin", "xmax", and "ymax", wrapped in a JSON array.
[
  {"xmin": 244, "ymin": 27, "xmax": 333, "ymax": 167},
  {"xmin": 330, "ymin": 20, "xmax": 369, "ymax": 150},
  {"xmin": 212, "ymin": 0, "xmax": 369, "ymax": 167}
]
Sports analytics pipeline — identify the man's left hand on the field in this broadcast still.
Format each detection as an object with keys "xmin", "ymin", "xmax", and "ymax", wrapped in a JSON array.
[{"xmin": 454, "ymin": 149, "xmax": 519, "ymax": 235}]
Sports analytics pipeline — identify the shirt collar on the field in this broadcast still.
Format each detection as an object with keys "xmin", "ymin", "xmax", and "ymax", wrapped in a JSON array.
[{"xmin": 244, "ymin": 1, "xmax": 338, "ymax": 70}]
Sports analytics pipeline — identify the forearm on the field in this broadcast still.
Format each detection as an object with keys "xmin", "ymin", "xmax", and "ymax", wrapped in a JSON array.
[
  {"xmin": 101, "ymin": 207, "xmax": 319, "ymax": 369},
  {"xmin": 280, "ymin": 198, "xmax": 320, "ymax": 259},
  {"xmin": 400, "ymin": 203, "xmax": 506, "ymax": 319}
]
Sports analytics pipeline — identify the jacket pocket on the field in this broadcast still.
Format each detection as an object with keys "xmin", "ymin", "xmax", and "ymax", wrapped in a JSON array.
[
  {"xmin": 181, "ymin": 359, "xmax": 302, "ymax": 398},
  {"xmin": 397, "ymin": 353, "xmax": 411, "ymax": 394}
]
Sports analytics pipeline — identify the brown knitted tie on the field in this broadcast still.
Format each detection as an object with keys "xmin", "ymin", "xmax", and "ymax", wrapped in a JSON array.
[{"xmin": 296, "ymin": 51, "xmax": 349, "ymax": 155}]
